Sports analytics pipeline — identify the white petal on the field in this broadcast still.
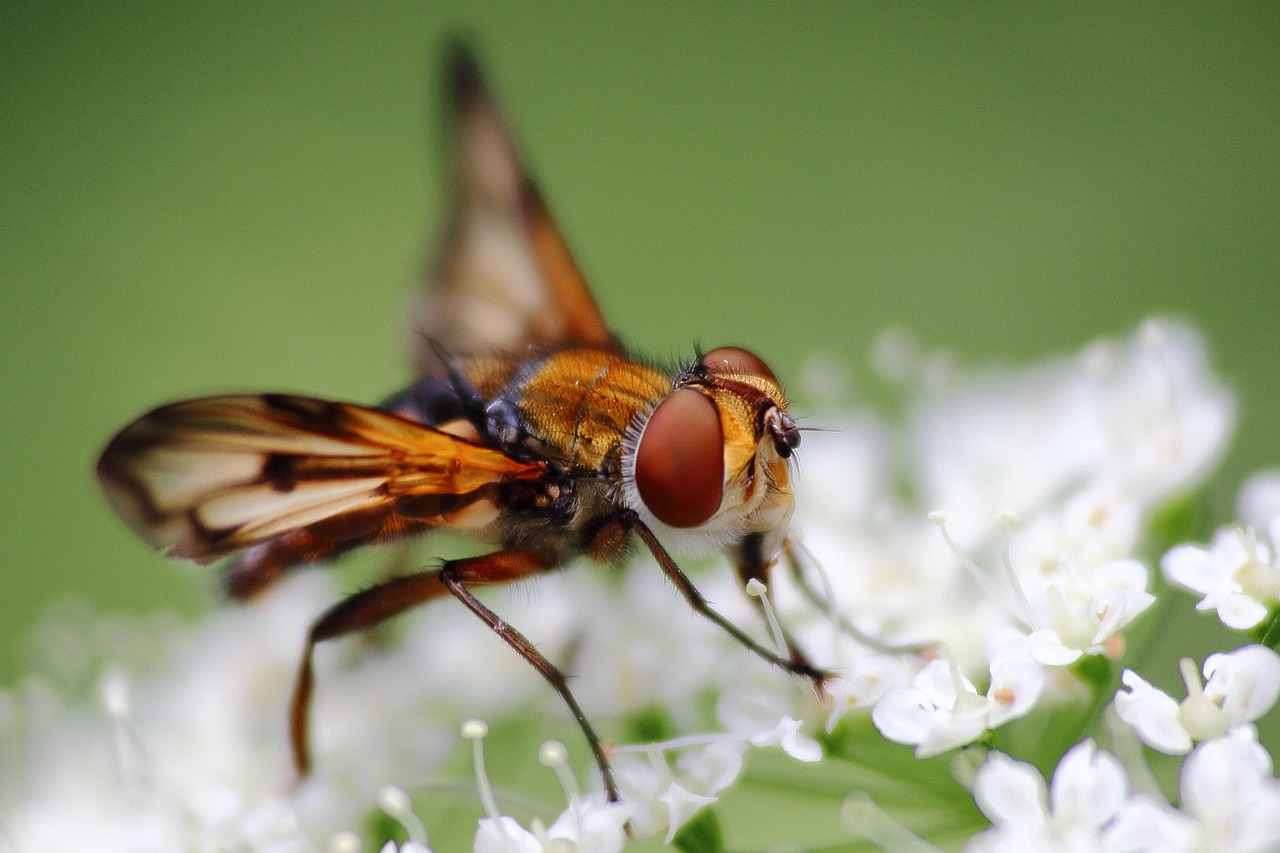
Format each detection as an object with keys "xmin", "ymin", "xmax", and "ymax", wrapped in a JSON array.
[
  {"xmin": 1027, "ymin": 629, "xmax": 1084, "ymax": 666},
  {"xmin": 872, "ymin": 686, "xmax": 935, "ymax": 745},
  {"xmin": 1204, "ymin": 645, "xmax": 1280, "ymax": 724},
  {"xmin": 1092, "ymin": 558, "xmax": 1150, "ymax": 595},
  {"xmin": 657, "ymin": 782, "xmax": 716, "ymax": 844},
  {"xmin": 675, "ymin": 742, "xmax": 745, "ymax": 795},
  {"xmin": 1102, "ymin": 794, "xmax": 1197, "ymax": 852},
  {"xmin": 748, "ymin": 716, "xmax": 823, "ymax": 763},
  {"xmin": 916, "ymin": 658, "xmax": 966, "ymax": 709},
  {"xmin": 987, "ymin": 652, "xmax": 1045, "ymax": 727},
  {"xmin": 1090, "ymin": 584, "xmax": 1155, "ymax": 644},
  {"xmin": 1048, "ymin": 740, "xmax": 1128, "ymax": 830},
  {"xmin": 1114, "ymin": 669, "xmax": 1192, "ymax": 755},
  {"xmin": 972, "ymin": 752, "xmax": 1049, "ymax": 826},
  {"xmin": 545, "ymin": 798, "xmax": 629, "ymax": 853},
  {"xmin": 474, "ymin": 816, "xmax": 541, "ymax": 853},
  {"xmin": 1216, "ymin": 592, "xmax": 1269, "ymax": 630},
  {"xmin": 916, "ymin": 704, "xmax": 990, "ymax": 758},
  {"xmin": 1161, "ymin": 545, "xmax": 1219, "ymax": 594}
]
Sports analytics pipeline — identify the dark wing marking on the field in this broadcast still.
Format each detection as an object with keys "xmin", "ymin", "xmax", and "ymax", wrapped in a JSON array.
[
  {"xmin": 411, "ymin": 43, "xmax": 616, "ymax": 374},
  {"xmin": 97, "ymin": 393, "xmax": 543, "ymax": 564}
]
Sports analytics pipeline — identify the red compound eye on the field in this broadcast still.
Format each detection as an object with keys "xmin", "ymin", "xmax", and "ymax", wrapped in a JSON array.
[
  {"xmin": 701, "ymin": 346, "xmax": 778, "ymax": 384},
  {"xmin": 634, "ymin": 388, "xmax": 724, "ymax": 528}
]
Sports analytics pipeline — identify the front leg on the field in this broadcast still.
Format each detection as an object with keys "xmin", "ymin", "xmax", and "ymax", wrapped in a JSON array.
[{"xmin": 595, "ymin": 510, "xmax": 831, "ymax": 688}]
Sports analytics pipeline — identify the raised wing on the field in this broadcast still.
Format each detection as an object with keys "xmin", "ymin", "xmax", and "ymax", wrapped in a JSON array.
[
  {"xmin": 97, "ymin": 394, "xmax": 544, "ymax": 565},
  {"xmin": 411, "ymin": 43, "xmax": 617, "ymax": 375}
]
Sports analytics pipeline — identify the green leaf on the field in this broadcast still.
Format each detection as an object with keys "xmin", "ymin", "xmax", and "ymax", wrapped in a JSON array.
[{"xmin": 672, "ymin": 807, "xmax": 725, "ymax": 853}]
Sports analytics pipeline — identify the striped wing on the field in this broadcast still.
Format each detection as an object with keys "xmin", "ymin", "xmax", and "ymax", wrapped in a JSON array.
[
  {"xmin": 97, "ymin": 393, "xmax": 543, "ymax": 564},
  {"xmin": 411, "ymin": 43, "xmax": 617, "ymax": 375}
]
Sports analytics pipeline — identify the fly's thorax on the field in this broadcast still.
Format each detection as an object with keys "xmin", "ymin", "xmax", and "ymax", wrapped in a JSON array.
[
  {"xmin": 621, "ymin": 347, "xmax": 799, "ymax": 559},
  {"xmin": 457, "ymin": 347, "xmax": 671, "ymax": 474}
]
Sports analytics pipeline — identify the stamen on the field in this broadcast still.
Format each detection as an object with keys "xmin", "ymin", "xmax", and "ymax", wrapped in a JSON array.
[
  {"xmin": 646, "ymin": 743, "xmax": 674, "ymax": 787},
  {"xmin": 462, "ymin": 718, "xmax": 506, "ymax": 837},
  {"xmin": 995, "ymin": 509, "xmax": 1033, "ymax": 622},
  {"xmin": 377, "ymin": 785, "xmax": 429, "ymax": 848},
  {"xmin": 539, "ymin": 739, "xmax": 582, "ymax": 840},
  {"xmin": 929, "ymin": 511, "xmax": 1027, "ymax": 628},
  {"xmin": 947, "ymin": 659, "xmax": 985, "ymax": 713},
  {"xmin": 1234, "ymin": 526, "xmax": 1258, "ymax": 559},
  {"xmin": 840, "ymin": 792, "xmax": 945, "ymax": 852},
  {"xmin": 1232, "ymin": 527, "xmax": 1280, "ymax": 601},
  {"xmin": 539, "ymin": 739, "xmax": 581, "ymax": 801},
  {"xmin": 614, "ymin": 731, "xmax": 740, "ymax": 754},
  {"xmin": 1178, "ymin": 656, "xmax": 1202, "ymax": 696},
  {"xmin": 745, "ymin": 578, "xmax": 787, "ymax": 660},
  {"xmin": 1176, "ymin": 657, "xmax": 1228, "ymax": 740}
]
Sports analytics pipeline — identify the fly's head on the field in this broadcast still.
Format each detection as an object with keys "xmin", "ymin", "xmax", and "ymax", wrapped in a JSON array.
[{"xmin": 622, "ymin": 347, "xmax": 800, "ymax": 558}]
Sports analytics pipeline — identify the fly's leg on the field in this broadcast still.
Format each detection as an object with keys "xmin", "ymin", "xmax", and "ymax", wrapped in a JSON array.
[
  {"xmin": 289, "ymin": 547, "xmax": 620, "ymax": 802},
  {"xmin": 607, "ymin": 510, "xmax": 832, "ymax": 688}
]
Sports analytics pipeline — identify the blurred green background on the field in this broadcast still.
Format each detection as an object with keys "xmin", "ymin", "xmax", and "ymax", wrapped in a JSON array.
[{"xmin": 2, "ymin": 0, "xmax": 1278, "ymax": 697}]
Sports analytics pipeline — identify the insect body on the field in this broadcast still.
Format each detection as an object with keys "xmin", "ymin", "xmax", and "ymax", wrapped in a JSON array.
[{"xmin": 97, "ymin": 45, "xmax": 826, "ymax": 801}]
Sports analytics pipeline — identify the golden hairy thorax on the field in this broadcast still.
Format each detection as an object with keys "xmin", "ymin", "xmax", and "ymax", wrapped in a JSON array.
[{"xmin": 459, "ymin": 347, "xmax": 672, "ymax": 472}]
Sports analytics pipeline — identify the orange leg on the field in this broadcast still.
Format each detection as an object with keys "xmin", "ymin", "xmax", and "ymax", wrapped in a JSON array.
[{"xmin": 288, "ymin": 548, "xmax": 621, "ymax": 801}]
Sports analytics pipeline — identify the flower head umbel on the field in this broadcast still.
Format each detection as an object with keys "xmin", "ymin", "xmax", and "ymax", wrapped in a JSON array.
[{"xmin": 13, "ymin": 317, "xmax": 1280, "ymax": 850}]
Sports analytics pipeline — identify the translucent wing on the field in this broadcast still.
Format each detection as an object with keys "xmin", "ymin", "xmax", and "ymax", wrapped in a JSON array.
[
  {"xmin": 97, "ymin": 394, "xmax": 544, "ymax": 565},
  {"xmin": 411, "ymin": 43, "xmax": 616, "ymax": 375}
]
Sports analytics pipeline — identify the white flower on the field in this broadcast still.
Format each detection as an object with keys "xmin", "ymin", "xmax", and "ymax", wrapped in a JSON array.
[
  {"xmin": 716, "ymin": 676, "xmax": 823, "ymax": 763},
  {"xmin": 1010, "ymin": 487, "xmax": 1142, "ymax": 576},
  {"xmin": 473, "ymin": 798, "xmax": 629, "ymax": 853},
  {"xmin": 613, "ymin": 741, "xmax": 742, "ymax": 843},
  {"xmin": 1163, "ymin": 527, "xmax": 1280, "ymax": 630},
  {"xmin": 1114, "ymin": 645, "xmax": 1280, "ymax": 754},
  {"xmin": 872, "ymin": 654, "xmax": 1043, "ymax": 758},
  {"xmin": 463, "ymin": 724, "xmax": 629, "ymax": 853},
  {"xmin": 967, "ymin": 740, "xmax": 1129, "ymax": 852},
  {"xmin": 0, "ymin": 574, "xmax": 377, "ymax": 851},
  {"xmin": 474, "ymin": 816, "xmax": 543, "ymax": 853},
  {"xmin": 910, "ymin": 319, "xmax": 1233, "ymax": 543},
  {"xmin": 997, "ymin": 556, "xmax": 1155, "ymax": 667},
  {"xmin": 1105, "ymin": 726, "xmax": 1280, "ymax": 852}
]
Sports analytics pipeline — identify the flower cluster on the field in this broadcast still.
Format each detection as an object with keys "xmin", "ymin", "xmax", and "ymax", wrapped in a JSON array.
[{"xmin": 3, "ymin": 318, "xmax": 1278, "ymax": 850}]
